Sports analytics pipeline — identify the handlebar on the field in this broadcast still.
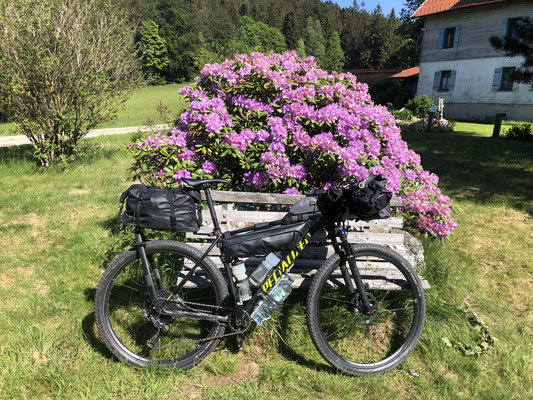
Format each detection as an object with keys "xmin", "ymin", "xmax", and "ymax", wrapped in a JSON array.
[{"xmin": 321, "ymin": 175, "xmax": 377, "ymax": 203}]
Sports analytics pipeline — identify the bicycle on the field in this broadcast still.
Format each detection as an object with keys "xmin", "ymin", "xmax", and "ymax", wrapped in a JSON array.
[{"xmin": 94, "ymin": 176, "xmax": 426, "ymax": 376}]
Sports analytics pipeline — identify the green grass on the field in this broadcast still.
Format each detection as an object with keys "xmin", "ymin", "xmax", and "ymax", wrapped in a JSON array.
[
  {"xmin": 0, "ymin": 127, "xmax": 532, "ymax": 399},
  {"xmin": 0, "ymin": 84, "xmax": 189, "ymax": 136}
]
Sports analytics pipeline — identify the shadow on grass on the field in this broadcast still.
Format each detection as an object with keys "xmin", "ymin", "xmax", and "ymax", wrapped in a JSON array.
[
  {"xmin": 0, "ymin": 144, "xmax": 38, "ymax": 164},
  {"xmin": 0, "ymin": 138, "xmax": 121, "ymax": 166},
  {"xmin": 403, "ymin": 132, "xmax": 533, "ymax": 215},
  {"xmin": 81, "ymin": 291, "xmax": 117, "ymax": 362},
  {"xmin": 276, "ymin": 290, "xmax": 335, "ymax": 374}
]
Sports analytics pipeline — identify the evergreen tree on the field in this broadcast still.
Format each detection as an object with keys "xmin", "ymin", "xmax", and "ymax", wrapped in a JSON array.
[
  {"xmin": 366, "ymin": 5, "xmax": 389, "ymax": 68},
  {"xmin": 385, "ymin": 38, "xmax": 416, "ymax": 68},
  {"xmin": 296, "ymin": 38, "xmax": 306, "ymax": 57},
  {"xmin": 490, "ymin": 17, "xmax": 533, "ymax": 88},
  {"xmin": 324, "ymin": 31, "xmax": 345, "ymax": 72},
  {"xmin": 123, "ymin": 0, "xmax": 412, "ymax": 81},
  {"xmin": 303, "ymin": 17, "xmax": 325, "ymax": 66},
  {"xmin": 400, "ymin": 0, "xmax": 425, "ymax": 21},
  {"xmin": 139, "ymin": 20, "xmax": 169, "ymax": 84},
  {"xmin": 282, "ymin": 11, "xmax": 298, "ymax": 49}
]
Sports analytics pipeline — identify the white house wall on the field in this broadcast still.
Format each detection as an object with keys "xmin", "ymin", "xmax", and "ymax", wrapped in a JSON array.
[
  {"xmin": 418, "ymin": 57, "xmax": 533, "ymax": 121},
  {"xmin": 416, "ymin": 0, "xmax": 533, "ymax": 121}
]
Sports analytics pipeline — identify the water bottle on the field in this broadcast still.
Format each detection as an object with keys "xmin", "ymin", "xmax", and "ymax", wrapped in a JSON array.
[
  {"xmin": 231, "ymin": 260, "xmax": 252, "ymax": 301},
  {"xmin": 250, "ymin": 252, "xmax": 281, "ymax": 285},
  {"xmin": 251, "ymin": 276, "xmax": 294, "ymax": 325}
]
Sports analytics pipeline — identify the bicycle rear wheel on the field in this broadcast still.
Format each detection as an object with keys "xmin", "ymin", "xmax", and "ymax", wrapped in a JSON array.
[
  {"xmin": 306, "ymin": 244, "xmax": 425, "ymax": 376},
  {"xmin": 94, "ymin": 240, "xmax": 228, "ymax": 368}
]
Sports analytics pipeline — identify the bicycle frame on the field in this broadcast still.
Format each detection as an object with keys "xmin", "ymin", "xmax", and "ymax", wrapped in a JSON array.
[{"xmin": 132, "ymin": 187, "xmax": 376, "ymax": 326}]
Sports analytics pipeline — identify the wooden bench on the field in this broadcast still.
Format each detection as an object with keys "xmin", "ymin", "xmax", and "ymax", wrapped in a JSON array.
[{"xmin": 186, "ymin": 190, "xmax": 430, "ymax": 290}]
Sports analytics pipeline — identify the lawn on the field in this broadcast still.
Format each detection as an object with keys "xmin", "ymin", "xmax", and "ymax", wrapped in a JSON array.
[
  {"xmin": 0, "ymin": 127, "xmax": 531, "ymax": 399},
  {"xmin": 0, "ymin": 84, "xmax": 189, "ymax": 136}
]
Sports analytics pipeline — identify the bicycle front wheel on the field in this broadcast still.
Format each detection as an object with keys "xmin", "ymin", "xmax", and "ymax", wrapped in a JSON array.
[
  {"xmin": 94, "ymin": 240, "xmax": 228, "ymax": 368},
  {"xmin": 306, "ymin": 244, "xmax": 426, "ymax": 376}
]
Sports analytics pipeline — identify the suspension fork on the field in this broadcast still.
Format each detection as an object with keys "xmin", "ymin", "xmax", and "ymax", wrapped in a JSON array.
[
  {"xmin": 337, "ymin": 229, "xmax": 376, "ymax": 317},
  {"xmin": 327, "ymin": 228, "xmax": 356, "ymax": 295}
]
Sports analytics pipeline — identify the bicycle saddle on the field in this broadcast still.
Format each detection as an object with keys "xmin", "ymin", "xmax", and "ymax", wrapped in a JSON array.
[{"xmin": 181, "ymin": 178, "xmax": 228, "ymax": 188}]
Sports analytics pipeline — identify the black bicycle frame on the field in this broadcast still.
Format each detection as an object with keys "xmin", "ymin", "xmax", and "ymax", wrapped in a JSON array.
[{"xmin": 133, "ymin": 187, "xmax": 376, "ymax": 324}]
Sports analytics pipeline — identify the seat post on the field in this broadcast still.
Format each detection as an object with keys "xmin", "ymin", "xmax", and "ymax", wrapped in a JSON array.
[{"xmin": 204, "ymin": 188, "xmax": 222, "ymax": 234}]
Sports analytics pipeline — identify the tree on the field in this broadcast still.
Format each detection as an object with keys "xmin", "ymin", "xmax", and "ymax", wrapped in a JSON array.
[
  {"xmin": 385, "ymin": 38, "xmax": 416, "ymax": 68},
  {"xmin": 323, "ymin": 31, "xmax": 345, "ymax": 72},
  {"xmin": 282, "ymin": 11, "xmax": 299, "ymax": 50},
  {"xmin": 0, "ymin": 0, "xmax": 142, "ymax": 167},
  {"xmin": 139, "ymin": 20, "xmax": 169, "ymax": 84},
  {"xmin": 238, "ymin": 16, "xmax": 286, "ymax": 54},
  {"xmin": 490, "ymin": 17, "xmax": 533, "ymax": 88},
  {"xmin": 400, "ymin": 0, "xmax": 424, "ymax": 21},
  {"xmin": 296, "ymin": 39, "xmax": 307, "ymax": 57},
  {"xmin": 303, "ymin": 17, "xmax": 326, "ymax": 67},
  {"xmin": 365, "ymin": 5, "xmax": 389, "ymax": 68}
]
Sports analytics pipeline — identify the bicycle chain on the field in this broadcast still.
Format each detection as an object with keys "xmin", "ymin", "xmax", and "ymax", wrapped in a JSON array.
[{"xmin": 152, "ymin": 299, "xmax": 252, "ymax": 350}]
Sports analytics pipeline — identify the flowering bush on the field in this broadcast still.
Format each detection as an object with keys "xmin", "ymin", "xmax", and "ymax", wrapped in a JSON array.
[{"xmin": 129, "ymin": 51, "xmax": 456, "ymax": 238}]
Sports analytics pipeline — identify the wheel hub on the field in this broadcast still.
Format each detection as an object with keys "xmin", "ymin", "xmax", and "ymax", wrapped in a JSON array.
[{"xmin": 348, "ymin": 291, "xmax": 378, "ymax": 324}]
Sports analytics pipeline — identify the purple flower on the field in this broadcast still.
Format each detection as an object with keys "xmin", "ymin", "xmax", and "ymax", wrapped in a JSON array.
[
  {"xmin": 202, "ymin": 160, "xmax": 217, "ymax": 175},
  {"xmin": 174, "ymin": 169, "xmax": 191, "ymax": 185},
  {"xmin": 283, "ymin": 187, "xmax": 300, "ymax": 195}
]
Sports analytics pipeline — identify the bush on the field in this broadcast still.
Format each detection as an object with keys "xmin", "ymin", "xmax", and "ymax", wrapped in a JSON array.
[
  {"xmin": 505, "ymin": 123, "xmax": 533, "ymax": 141},
  {"xmin": 406, "ymin": 96, "xmax": 436, "ymax": 118},
  {"xmin": 129, "ymin": 51, "xmax": 456, "ymax": 238},
  {"xmin": 391, "ymin": 109, "xmax": 414, "ymax": 121},
  {"xmin": 0, "ymin": 0, "xmax": 142, "ymax": 167}
]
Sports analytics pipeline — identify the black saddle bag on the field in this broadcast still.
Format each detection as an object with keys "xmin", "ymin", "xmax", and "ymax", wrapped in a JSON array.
[
  {"xmin": 119, "ymin": 184, "xmax": 202, "ymax": 232},
  {"xmin": 222, "ymin": 222, "xmax": 309, "ymax": 258}
]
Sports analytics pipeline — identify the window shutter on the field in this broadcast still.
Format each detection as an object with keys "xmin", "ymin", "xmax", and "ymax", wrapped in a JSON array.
[
  {"xmin": 449, "ymin": 70, "xmax": 457, "ymax": 91},
  {"xmin": 438, "ymin": 29, "xmax": 445, "ymax": 48},
  {"xmin": 493, "ymin": 68, "xmax": 502, "ymax": 89},
  {"xmin": 433, "ymin": 71, "xmax": 441, "ymax": 90},
  {"xmin": 453, "ymin": 26, "xmax": 461, "ymax": 47},
  {"xmin": 500, "ymin": 19, "xmax": 508, "ymax": 38}
]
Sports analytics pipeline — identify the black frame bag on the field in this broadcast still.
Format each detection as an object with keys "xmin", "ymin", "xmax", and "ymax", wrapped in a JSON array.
[
  {"xmin": 119, "ymin": 184, "xmax": 202, "ymax": 232},
  {"xmin": 222, "ymin": 222, "xmax": 310, "ymax": 258}
]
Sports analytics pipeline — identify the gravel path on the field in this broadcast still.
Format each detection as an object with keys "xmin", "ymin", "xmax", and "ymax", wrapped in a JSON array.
[{"xmin": 0, "ymin": 124, "xmax": 170, "ymax": 147}]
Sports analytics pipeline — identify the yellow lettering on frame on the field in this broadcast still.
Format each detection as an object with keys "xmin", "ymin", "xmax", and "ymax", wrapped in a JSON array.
[{"xmin": 281, "ymin": 261, "xmax": 289, "ymax": 272}]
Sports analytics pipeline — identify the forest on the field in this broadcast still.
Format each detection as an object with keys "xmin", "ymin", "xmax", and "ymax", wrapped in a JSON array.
[{"xmin": 127, "ymin": 0, "xmax": 422, "ymax": 83}]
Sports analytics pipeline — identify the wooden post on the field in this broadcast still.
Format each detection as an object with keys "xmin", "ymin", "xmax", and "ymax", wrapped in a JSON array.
[
  {"xmin": 492, "ymin": 113, "xmax": 506, "ymax": 138},
  {"xmin": 427, "ymin": 111, "xmax": 435, "ymax": 132}
]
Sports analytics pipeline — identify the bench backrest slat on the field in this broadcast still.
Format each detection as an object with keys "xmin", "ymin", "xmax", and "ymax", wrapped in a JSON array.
[{"xmin": 203, "ymin": 190, "xmax": 403, "ymax": 208}]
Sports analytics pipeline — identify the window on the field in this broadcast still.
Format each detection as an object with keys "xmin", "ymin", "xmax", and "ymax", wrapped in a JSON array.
[
  {"xmin": 500, "ymin": 67, "xmax": 515, "ymax": 90},
  {"xmin": 433, "ymin": 70, "xmax": 457, "ymax": 92},
  {"xmin": 439, "ymin": 70, "xmax": 452, "ymax": 91},
  {"xmin": 439, "ymin": 26, "xmax": 461, "ymax": 49},
  {"xmin": 501, "ymin": 17, "xmax": 525, "ymax": 41},
  {"xmin": 444, "ymin": 27, "xmax": 456, "ymax": 48}
]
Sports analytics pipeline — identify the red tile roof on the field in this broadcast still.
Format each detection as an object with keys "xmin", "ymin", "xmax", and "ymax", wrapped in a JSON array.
[
  {"xmin": 391, "ymin": 67, "xmax": 420, "ymax": 78},
  {"xmin": 411, "ymin": 0, "xmax": 506, "ymax": 18}
]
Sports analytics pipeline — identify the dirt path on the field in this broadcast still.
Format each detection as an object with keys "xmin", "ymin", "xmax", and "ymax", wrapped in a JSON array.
[{"xmin": 0, "ymin": 124, "xmax": 170, "ymax": 147}]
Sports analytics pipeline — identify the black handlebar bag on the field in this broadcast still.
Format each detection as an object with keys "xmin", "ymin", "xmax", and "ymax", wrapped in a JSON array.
[
  {"xmin": 119, "ymin": 184, "xmax": 202, "ymax": 232},
  {"xmin": 346, "ymin": 176, "xmax": 392, "ymax": 220}
]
